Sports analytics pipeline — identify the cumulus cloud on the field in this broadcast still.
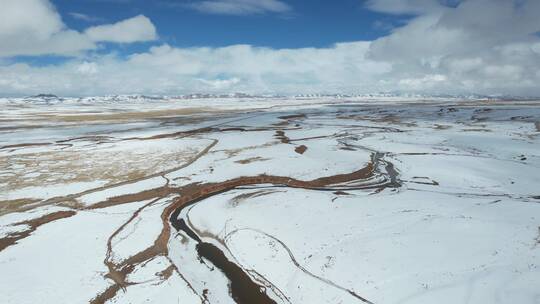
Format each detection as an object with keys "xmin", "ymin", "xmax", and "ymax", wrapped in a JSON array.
[
  {"xmin": 1, "ymin": 0, "xmax": 540, "ymax": 96},
  {"xmin": 0, "ymin": 0, "xmax": 63, "ymax": 39},
  {"xmin": 0, "ymin": 0, "xmax": 90, "ymax": 57},
  {"xmin": 76, "ymin": 61, "xmax": 99, "ymax": 75},
  {"xmin": 0, "ymin": 0, "xmax": 157, "ymax": 57},
  {"xmin": 197, "ymin": 77, "xmax": 241, "ymax": 89},
  {"xmin": 85, "ymin": 15, "xmax": 157, "ymax": 43},
  {"xmin": 0, "ymin": 42, "xmax": 390, "ymax": 96},
  {"xmin": 186, "ymin": 0, "xmax": 291, "ymax": 15},
  {"xmin": 366, "ymin": 0, "xmax": 540, "ymax": 94}
]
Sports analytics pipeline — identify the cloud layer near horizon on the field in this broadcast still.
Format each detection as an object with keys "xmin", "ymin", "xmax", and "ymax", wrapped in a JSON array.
[{"xmin": 1, "ymin": 0, "xmax": 540, "ymax": 96}]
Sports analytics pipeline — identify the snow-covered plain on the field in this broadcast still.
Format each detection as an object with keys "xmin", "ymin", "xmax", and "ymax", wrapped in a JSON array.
[{"xmin": 0, "ymin": 96, "xmax": 539, "ymax": 304}]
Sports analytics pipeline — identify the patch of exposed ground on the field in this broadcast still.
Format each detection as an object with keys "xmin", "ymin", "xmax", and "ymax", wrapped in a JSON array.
[
  {"xmin": 0, "ymin": 142, "xmax": 52, "ymax": 150},
  {"xmin": 462, "ymin": 128, "xmax": 491, "ymax": 132},
  {"xmin": 338, "ymin": 113, "xmax": 416, "ymax": 127},
  {"xmin": 274, "ymin": 130, "xmax": 290, "ymax": 144},
  {"xmin": 223, "ymin": 142, "xmax": 276, "ymax": 158},
  {"xmin": 0, "ymin": 141, "xmax": 203, "ymax": 197},
  {"xmin": 156, "ymin": 264, "xmax": 176, "ymax": 281},
  {"xmin": 0, "ymin": 139, "xmax": 218, "ymax": 223},
  {"xmin": 234, "ymin": 157, "xmax": 270, "ymax": 164},
  {"xmin": 230, "ymin": 190, "xmax": 284, "ymax": 207},
  {"xmin": 278, "ymin": 114, "xmax": 306, "ymax": 120},
  {"xmin": 37, "ymin": 107, "xmax": 214, "ymax": 123},
  {"xmin": 294, "ymin": 145, "xmax": 308, "ymax": 154},
  {"xmin": 0, "ymin": 199, "xmax": 41, "ymax": 216},
  {"xmin": 433, "ymin": 124, "xmax": 452, "ymax": 130}
]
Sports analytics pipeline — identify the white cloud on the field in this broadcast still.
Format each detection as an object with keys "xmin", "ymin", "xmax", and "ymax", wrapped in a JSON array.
[
  {"xmin": 398, "ymin": 74, "xmax": 447, "ymax": 90},
  {"xmin": 1, "ymin": 0, "xmax": 540, "ymax": 96},
  {"xmin": 68, "ymin": 12, "xmax": 103, "ymax": 23},
  {"xmin": 187, "ymin": 0, "xmax": 291, "ymax": 15},
  {"xmin": 85, "ymin": 15, "xmax": 157, "ymax": 43},
  {"xmin": 0, "ymin": 0, "xmax": 92, "ymax": 57},
  {"xmin": 0, "ymin": 0, "xmax": 157, "ymax": 57},
  {"xmin": 365, "ymin": 0, "xmax": 540, "ymax": 95},
  {"xmin": 0, "ymin": 0, "xmax": 63, "ymax": 40},
  {"xmin": 76, "ymin": 61, "xmax": 99, "ymax": 75},
  {"xmin": 198, "ymin": 77, "xmax": 241, "ymax": 89},
  {"xmin": 0, "ymin": 42, "xmax": 391, "ymax": 96}
]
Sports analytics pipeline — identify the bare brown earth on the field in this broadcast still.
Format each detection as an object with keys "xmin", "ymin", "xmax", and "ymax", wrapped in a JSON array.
[
  {"xmin": 230, "ymin": 190, "xmax": 283, "ymax": 207},
  {"xmin": 156, "ymin": 264, "xmax": 177, "ymax": 281},
  {"xmin": 433, "ymin": 124, "xmax": 452, "ymax": 130},
  {"xmin": 234, "ymin": 157, "xmax": 270, "ymax": 164},
  {"xmin": 274, "ymin": 130, "xmax": 290, "ymax": 144},
  {"xmin": 0, "ymin": 142, "xmax": 52, "ymax": 150},
  {"xmin": 278, "ymin": 114, "xmax": 307, "ymax": 120},
  {"xmin": 38, "ymin": 107, "xmax": 213, "ymax": 123},
  {"xmin": 295, "ymin": 145, "xmax": 308, "ymax": 154},
  {"xmin": 0, "ymin": 199, "xmax": 41, "ymax": 216},
  {"xmin": 0, "ymin": 139, "xmax": 219, "ymax": 218}
]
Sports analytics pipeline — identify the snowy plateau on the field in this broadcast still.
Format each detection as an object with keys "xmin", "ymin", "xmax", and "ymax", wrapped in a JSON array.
[{"xmin": 0, "ymin": 96, "xmax": 539, "ymax": 304}]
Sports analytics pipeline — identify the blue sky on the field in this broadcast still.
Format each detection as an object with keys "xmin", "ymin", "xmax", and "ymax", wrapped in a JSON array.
[
  {"xmin": 55, "ymin": 0, "xmax": 400, "ymax": 49},
  {"xmin": 1, "ymin": 0, "xmax": 540, "ymax": 96}
]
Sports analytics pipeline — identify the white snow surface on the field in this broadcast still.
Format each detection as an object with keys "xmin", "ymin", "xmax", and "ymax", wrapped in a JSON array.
[{"xmin": 0, "ymin": 97, "xmax": 539, "ymax": 304}]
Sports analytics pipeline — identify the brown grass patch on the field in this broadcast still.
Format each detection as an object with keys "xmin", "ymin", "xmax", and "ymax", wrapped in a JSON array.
[
  {"xmin": 0, "ymin": 198, "xmax": 41, "ymax": 216},
  {"xmin": 234, "ymin": 157, "xmax": 270, "ymax": 164},
  {"xmin": 38, "ymin": 107, "xmax": 213, "ymax": 123}
]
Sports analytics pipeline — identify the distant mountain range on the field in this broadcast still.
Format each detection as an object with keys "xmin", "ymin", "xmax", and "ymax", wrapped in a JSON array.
[{"xmin": 0, "ymin": 93, "xmax": 538, "ymax": 105}]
